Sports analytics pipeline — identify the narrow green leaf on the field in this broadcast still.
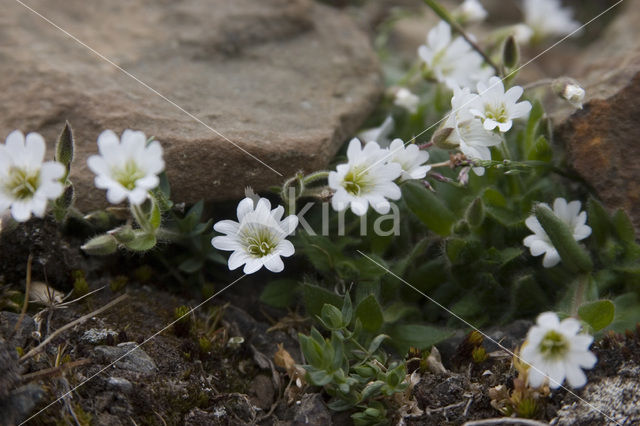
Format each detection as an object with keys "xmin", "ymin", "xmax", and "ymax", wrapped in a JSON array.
[
  {"xmin": 124, "ymin": 232, "xmax": 157, "ymax": 252},
  {"xmin": 587, "ymin": 198, "xmax": 610, "ymax": 247},
  {"xmin": 535, "ymin": 204, "xmax": 593, "ymax": 273},
  {"xmin": 341, "ymin": 293, "xmax": 353, "ymax": 325},
  {"xmin": 355, "ymin": 295, "xmax": 384, "ymax": 332},
  {"xmin": 321, "ymin": 304, "xmax": 344, "ymax": 330},
  {"xmin": 388, "ymin": 324, "xmax": 454, "ymax": 353},
  {"xmin": 402, "ymin": 181, "xmax": 455, "ymax": 236},
  {"xmin": 612, "ymin": 209, "xmax": 636, "ymax": 243},
  {"xmin": 578, "ymin": 300, "xmax": 615, "ymax": 331}
]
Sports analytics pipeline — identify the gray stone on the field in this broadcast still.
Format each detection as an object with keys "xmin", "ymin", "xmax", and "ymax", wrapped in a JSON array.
[
  {"xmin": 0, "ymin": 384, "xmax": 45, "ymax": 426},
  {"xmin": 95, "ymin": 342, "xmax": 157, "ymax": 375},
  {"xmin": 293, "ymin": 393, "xmax": 332, "ymax": 426},
  {"xmin": 0, "ymin": 311, "xmax": 36, "ymax": 349},
  {"xmin": 0, "ymin": 0, "xmax": 382, "ymax": 210},
  {"xmin": 552, "ymin": 362, "xmax": 640, "ymax": 425},
  {"xmin": 106, "ymin": 377, "xmax": 133, "ymax": 394},
  {"xmin": 81, "ymin": 328, "xmax": 118, "ymax": 345}
]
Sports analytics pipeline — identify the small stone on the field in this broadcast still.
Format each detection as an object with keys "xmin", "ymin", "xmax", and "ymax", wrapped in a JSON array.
[
  {"xmin": 94, "ymin": 342, "xmax": 157, "ymax": 375},
  {"xmin": 81, "ymin": 328, "xmax": 119, "ymax": 345},
  {"xmin": 106, "ymin": 377, "xmax": 133, "ymax": 394},
  {"xmin": 248, "ymin": 374, "xmax": 274, "ymax": 410},
  {"xmin": 0, "ymin": 311, "xmax": 36, "ymax": 349},
  {"xmin": 293, "ymin": 394, "xmax": 332, "ymax": 426}
]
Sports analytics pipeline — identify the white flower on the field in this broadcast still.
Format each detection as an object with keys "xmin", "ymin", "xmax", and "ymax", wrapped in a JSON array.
[
  {"xmin": 510, "ymin": 23, "xmax": 534, "ymax": 45},
  {"xmin": 0, "ymin": 131, "xmax": 65, "ymax": 222},
  {"xmin": 357, "ymin": 115, "xmax": 395, "ymax": 148},
  {"xmin": 523, "ymin": 0, "xmax": 581, "ymax": 41},
  {"xmin": 418, "ymin": 21, "xmax": 494, "ymax": 90},
  {"xmin": 87, "ymin": 129, "xmax": 164, "ymax": 205},
  {"xmin": 386, "ymin": 139, "xmax": 430, "ymax": 182},
  {"xmin": 562, "ymin": 84, "xmax": 585, "ymax": 109},
  {"xmin": 523, "ymin": 198, "xmax": 592, "ymax": 268},
  {"xmin": 329, "ymin": 138, "xmax": 402, "ymax": 216},
  {"xmin": 394, "ymin": 88, "xmax": 420, "ymax": 114},
  {"xmin": 521, "ymin": 312, "xmax": 597, "ymax": 389},
  {"xmin": 470, "ymin": 76, "xmax": 532, "ymax": 132},
  {"xmin": 442, "ymin": 86, "xmax": 501, "ymax": 176},
  {"xmin": 454, "ymin": 0, "xmax": 488, "ymax": 24},
  {"xmin": 211, "ymin": 197, "xmax": 298, "ymax": 274}
]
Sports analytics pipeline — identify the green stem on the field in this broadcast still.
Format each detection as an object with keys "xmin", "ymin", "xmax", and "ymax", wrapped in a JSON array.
[
  {"xmin": 422, "ymin": 0, "xmax": 501, "ymax": 76},
  {"xmin": 571, "ymin": 274, "xmax": 589, "ymax": 317},
  {"xmin": 303, "ymin": 170, "xmax": 330, "ymax": 186},
  {"xmin": 131, "ymin": 203, "xmax": 151, "ymax": 233}
]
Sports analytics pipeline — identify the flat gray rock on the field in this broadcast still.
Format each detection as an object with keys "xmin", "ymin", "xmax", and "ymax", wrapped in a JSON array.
[
  {"xmin": 0, "ymin": 0, "xmax": 382, "ymax": 210},
  {"xmin": 95, "ymin": 342, "xmax": 157, "ymax": 375}
]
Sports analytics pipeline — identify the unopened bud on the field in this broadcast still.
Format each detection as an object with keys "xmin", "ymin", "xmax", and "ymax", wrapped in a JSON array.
[
  {"xmin": 465, "ymin": 198, "xmax": 485, "ymax": 227},
  {"xmin": 55, "ymin": 121, "xmax": 74, "ymax": 173},
  {"xmin": 109, "ymin": 225, "xmax": 135, "ymax": 243},
  {"xmin": 552, "ymin": 77, "xmax": 585, "ymax": 109},
  {"xmin": 502, "ymin": 35, "xmax": 519, "ymax": 70},
  {"xmin": 81, "ymin": 234, "xmax": 118, "ymax": 256},
  {"xmin": 393, "ymin": 87, "xmax": 420, "ymax": 114},
  {"xmin": 432, "ymin": 127, "xmax": 457, "ymax": 149}
]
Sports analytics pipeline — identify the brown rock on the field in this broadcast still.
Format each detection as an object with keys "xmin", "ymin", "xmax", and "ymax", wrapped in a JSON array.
[
  {"xmin": 556, "ymin": 0, "xmax": 640, "ymax": 231},
  {"xmin": 0, "ymin": 0, "xmax": 382, "ymax": 210}
]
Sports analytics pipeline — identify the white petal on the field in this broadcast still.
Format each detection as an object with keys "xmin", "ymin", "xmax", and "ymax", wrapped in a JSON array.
[
  {"xmin": 213, "ymin": 219, "xmax": 240, "ymax": 235},
  {"xmin": 136, "ymin": 175, "xmax": 159, "ymax": 190},
  {"xmin": 128, "ymin": 188, "xmax": 148, "ymax": 205},
  {"xmin": 228, "ymin": 250, "xmax": 248, "ymax": 270},
  {"xmin": 346, "ymin": 138, "xmax": 362, "ymax": 160},
  {"xmin": 212, "ymin": 236, "xmax": 241, "ymax": 252},
  {"xmin": 40, "ymin": 162, "xmax": 66, "ymax": 181},
  {"xmin": 564, "ymin": 363, "xmax": 587, "ymax": 388},
  {"xmin": 24, "ymin": 132, "xmax": 46, "ymax": 166},
  {"xmin": 236, "ymin": 197, "xmax": 255, "ymax": 221},
  {"xmin": 350, "ymin": 198, "xmax": 369, "ymax": 216},
  {"xmin": 280, "ymin": 215, "xmax": 299, "ymax": 235},
  {"xmin": 11, "ymin": 201, "xmax": 32, "ymax": 222},
  {"xmin": 537, "ymin": 312, "xmax": 560, "ymax": 328},
  {"xmin": 105, "ymin": 185, "xmax": 128, "ymax": 204},
  {"xmin": 559, "ymin": 317, "xmax": 581, "ymax": 336},
  {"xmin": 542, "ymin": 249, "xmax": 561, "ymax": 267},
  {"xmin": 278, "ymin": 239, "xmax": 295, "ymax": 257},
  {"xmin": 264, "ymin": 255, "xmax": 284, "ymax": 273},
  {"xmin": 243, "ymin": 258, "xmax": 264, "ymax": 274}
]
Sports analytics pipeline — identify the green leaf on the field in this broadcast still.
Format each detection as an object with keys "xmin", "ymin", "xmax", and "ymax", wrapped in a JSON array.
[
  {"xmin": 307, "ymin": 369, "xmax": 332, "ymax": 386},
  {"xmin": 149, "ymin": 200, "xmax": 162, "ymax": 230},
  {"xmin": 302, "ymin": 283, "xmax": 343, "ymax": 318},
  {"xmin": 259, "ymin": 280, "xmax": 298, "ymax": 308},
  {"xmin": 402, "ymin": 181, "xmax": 455, "ymax": 236},
  {"xmin": 368, "ymin": 334, "xmax": 389, "ymax": 354},
  {"xmin": 388, "ymin": 324, "xmax": 453, "ymax": 353},
  {"xmin": 587, "ymin": 198, "xmax": 610, "ymax": 247},
  {"xmin": 321, "ymin": 304, "xmax": 344, "ymax": 330},
  {"xmin": 178, "ymin": 258, "xmax": 204, "ymax": 274},
  {"xmin": 355, "ymin": 295, "xmax": 384, "ymax": 332},
  {"xmin": 361, "ymin": 381, "xmax": 385, "ymax": 400},
  {"xmin": 578, "ymin": 300, "xmax": 615, "ymax": 331},
  {"xmin": 341, "ymin": 293, "xmax": 353, "ymax": 325},
  {"xmin": 612, "ymin": 209, "xmax": 636, "ymax": 243},
  {"xmin": 124, "ymin": 232, "xmax": 157, "ymax": 252},
  {"xmin": 526, "ymin": 135, "xmax": 552, "ymax": 162},
  {"xmin": 465, "ymin": 198, "xmax": 485, "ymax": 228}
]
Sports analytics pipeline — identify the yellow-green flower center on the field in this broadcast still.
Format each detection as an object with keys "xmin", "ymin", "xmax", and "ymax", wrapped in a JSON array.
[
  {"xmin": 538, "ymin": 330, "xmax": 569, "ymax": 359},
  {"xmin": 242, "ymin": 226, "xmax": 278, "ymax": 257},
  {"xmin": 342, "ymin": 166, "xmax": 372, "ymax": 196},
  {"xmin": 484, "ymin": 103, "xmax": 508, "ymax": 123},
  {"xmin": 5, "ymin": 166, "xmax": 40, "ymax": 200},
  {"xmin": 112, "ymin": 161, "xmax": 145, "ymax": 190}
]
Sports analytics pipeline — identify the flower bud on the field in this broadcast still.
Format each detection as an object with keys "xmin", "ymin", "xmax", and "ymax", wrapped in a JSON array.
[
  {"xmin": 432, "ymin": 127, "xmax": 456, "ymax": 150},
  {"xmin": 393, "ymin": 88, "xmax": 420, "ymax": 114},
  {"xmin": 502, "ymin": 35, "xmax": 519, "ymax": 70},
  {"xmin": 109, "ymin": 225, "xmax": 135, "ymax": 243},
  {"xmin": 552, "ymin": 77, "xmax": 585, "ymax": 109},
  {"xmin": 55, "ymin": 121, "xmax": 74, "ymax": 174},
  {"xmin": 81, "ymin": 234, "xmax": 118, "ymax": 256}
]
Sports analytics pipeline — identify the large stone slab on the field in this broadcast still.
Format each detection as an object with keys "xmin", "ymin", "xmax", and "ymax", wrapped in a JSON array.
[
  {"xmin": 556, "ymin": 0, "xmax": 640, "ymax": 231},
  {"xmin": 0, "ymin": 0, "xmax": 382, "ymax": 210}
]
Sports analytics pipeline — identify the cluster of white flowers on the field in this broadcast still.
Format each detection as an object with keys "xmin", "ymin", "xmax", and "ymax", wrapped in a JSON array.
[
  {"xmin": 0, "ymin": 131, "xmax": 65, "ymax": 222},
  {"xmin": 439, "ymin": 77, "xmax": 531, "ymax": 175},
  {"xmin": 522, "ymin": 312, "xmax": 596, "ymax": 389},
  {"xmin": 418, "ymin": 21, "xmax": 494, "ymax": 90},
  {"xmin": 523, "ymin": 197, "xmax": 592, "ymax": 268},
  {"xmin": 328, "ymin": 138, "xmax": 430, "ymax": 216}
]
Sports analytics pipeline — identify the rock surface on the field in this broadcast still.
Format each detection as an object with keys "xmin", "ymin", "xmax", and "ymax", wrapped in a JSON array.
[
  {"xmin": 94, "ymin": 342, "xmax": 158, "ymax": 375},
  {"xmin": 0, "ymin": 0, "xmax": 382, "ymax": 210},
  {"xmin": 556, "ymin": 0, "xmax": 640, "ymax": 231}
]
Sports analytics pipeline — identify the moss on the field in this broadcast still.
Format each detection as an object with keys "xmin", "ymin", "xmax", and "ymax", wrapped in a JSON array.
[{"xmin": 109, "ymin": 275, "xmax": 128, "ymax": 292}]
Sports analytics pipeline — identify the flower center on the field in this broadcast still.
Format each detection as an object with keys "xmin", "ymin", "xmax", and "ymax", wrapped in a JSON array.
[
  {"xmin": 342, "ymin": 167, "xmax": 371, "ymax": 196},
  {"xmin": 112, "ymin": 161, "xmax": 145, "ymax": 190},
  {"xmin": 5, "ymin": 166, "xmax": 40, "ymax": 200},
  {"xmin": 484, "ymin": 103, "xmax": 508, "ymax": 123},
  {"xmin": 538, "ymin": 330, "xmax": 569, "ymax": 359},
  {"xmin": 241, "ymin": 224, "xmax": 279, "ymax": 258}
]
